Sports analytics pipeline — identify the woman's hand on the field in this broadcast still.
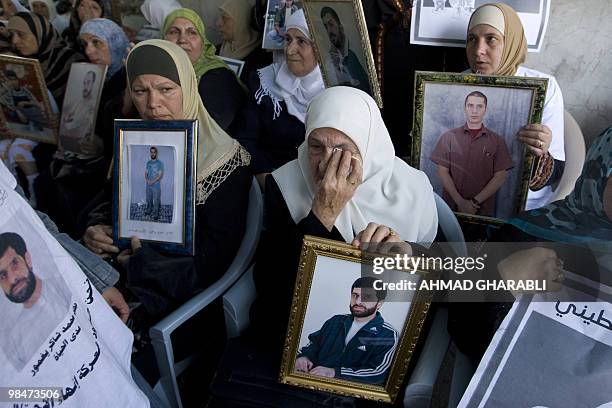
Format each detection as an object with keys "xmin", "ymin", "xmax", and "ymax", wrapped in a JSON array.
[
  {"xmin": 117, "ymin": 237, "xmax": 142, "ymax": 268},
  {"xmin": 102, "ymin": 287, "xmax": 130, "ymax": 323},
  {"xmin": 498, "ymin": 247, "xmax": 564, "ymax": 298},
  {"xmin": 83, "ymin": 225, "xmax": 119, "ymax": 259},
  {"xmin": 518, "ymin": 124, "xmax": 552, "ymax": 156},
  {"xmin": 312, "ymin": 149, "xmax": 362, "ymax": 231},
  {"xmin": 79, "ymin": 133, "xmax": 104, "ymax": 156}
]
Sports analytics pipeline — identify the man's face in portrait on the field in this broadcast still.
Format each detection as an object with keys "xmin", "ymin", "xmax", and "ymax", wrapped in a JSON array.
[
  {"xmin": 464, "ymin": 95, "xmax": 487, "ymax": 128},
  {"xmin": 322, "ymin": 12, "xmax": 344, "ymax": 49},
  {"xmin": 0, "ymin": 246, "xmax": 36, "ymax": 304},
  {"xmin": 82, "ymin": 71, "xmax": 96, "ymax": 99},
  {"xmin": 350, "ymin": 287, "xmax": 381, "ymax": 318},
  {"xmin": 150, "ymin": 147, "xmax": 157, "ymax": 160}
]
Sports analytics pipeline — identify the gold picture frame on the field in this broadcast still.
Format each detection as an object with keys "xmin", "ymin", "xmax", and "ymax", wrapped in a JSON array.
[
  {"xmin": 411, "ymin": 71, "xmax": 549, "ymax": 226},
  {"xmin": 302, "ymin": 0, "xmax": 383, "ymax": 107},
  {"xmin": 0, "ymin": 54, "xmax": 58, "ymax": 144},
  {"xmin": 279, "ymin": 236, "xmax": 435, "ymax": 403}
]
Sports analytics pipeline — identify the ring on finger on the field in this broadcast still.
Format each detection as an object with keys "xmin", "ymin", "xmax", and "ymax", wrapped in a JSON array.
[
  {"xmin": 388, "ymin": 228, "xmax": 397, "ymax": 237},
  {"xmin": 538, "ymin": 140, "xmax": 543, "ymax": 148}
]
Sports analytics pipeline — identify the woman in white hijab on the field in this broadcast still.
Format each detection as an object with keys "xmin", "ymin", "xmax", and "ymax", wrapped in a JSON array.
[
  {"xmin": 250, "ymin": 86, "xmax": 438, "ymax": 350},
  {"xmin": 231, "ymin": 9, "xmax": 325, "ymax": 188}
]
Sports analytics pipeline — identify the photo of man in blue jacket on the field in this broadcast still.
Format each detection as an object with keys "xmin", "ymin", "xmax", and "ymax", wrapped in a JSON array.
[{"xmin": 294, "ymin": 277, "xmax": 398, "ymax": 385}]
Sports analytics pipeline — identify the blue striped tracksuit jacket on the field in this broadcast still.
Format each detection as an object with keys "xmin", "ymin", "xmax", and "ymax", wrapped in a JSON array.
[{"xmin": 297, "ymin": 312, "xmax": 398, "ymax": 385}]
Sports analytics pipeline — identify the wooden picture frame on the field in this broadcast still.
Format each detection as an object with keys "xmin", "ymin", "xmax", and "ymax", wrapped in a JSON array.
[
  {"xmin": 279, "ymin": 236, "xmax": 435, "ymax": 403},
  {"xmin": 302, "ymin": 0, "xmax": 382, "ymax": 107},
  {"xmin": 411, "ymin": 71, "xmax": 548, "ymax": 225},
  {"xmin": 0, "ymin": 55, "xmax": 58, "ymax": 144}
]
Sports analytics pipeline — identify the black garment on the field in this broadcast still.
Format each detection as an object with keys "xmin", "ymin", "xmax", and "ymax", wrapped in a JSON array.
[
  {"xmin": 199, "ymin": 67, "xmax": 246, "ymax": 130},
  {"xmin": 230, "ymin": 72, "xmax": 305, "ymax": 174},
  {"xmin": 34, "ymin": 69, "xmax": 124, "ymax": 237},
  {"xmin": 239, "ymin": 46, "xmax": 272, "ymax": 85},
  {"xmin": 361, "ymin": 0, "xmax": 468, "ymax": 157},
  {"xmin": 126, "ymin": 165, "xmax": 251, "ymax": 319},
  {"xmin": 447, "ymin": 224, "xmax": 600, "ymax": 360},
  {"xmin": 250, "ymin": 176, "xmax": 343, "ymax": 353}
]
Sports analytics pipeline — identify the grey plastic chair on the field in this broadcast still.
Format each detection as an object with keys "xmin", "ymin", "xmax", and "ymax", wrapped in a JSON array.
[
  {"xmin": 149, "ymin": 177, "xmax": 264, "ymax": 408},
  {"xmin": 403, "ymin": 192, "xmax": 466, "ymax": 408}
]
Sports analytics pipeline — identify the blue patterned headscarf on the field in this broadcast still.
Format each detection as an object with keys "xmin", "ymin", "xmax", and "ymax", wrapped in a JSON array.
[
  {"xmin": 79, "ymin": 18, "xmax": 129, "ymax": 80},
  {"xmin": 508, "ymin": 126, "xmax": 612, "ymax": 246}
]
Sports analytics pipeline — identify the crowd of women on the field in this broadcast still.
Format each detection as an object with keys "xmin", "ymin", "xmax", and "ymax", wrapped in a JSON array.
[{"xmin": 0, "ymin": 0, "xmax": 609, "ymax": 406}]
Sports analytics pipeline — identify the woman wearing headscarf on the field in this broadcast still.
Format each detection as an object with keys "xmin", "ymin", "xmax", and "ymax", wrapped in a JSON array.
[
  {"xmin": 449, "ymin": 126, "xmax": 612, "ymax": 361},
  {"xmin": 216, "ymin": 0, "xmax": 271, "ymax": 82},
  {"xmin": 250, "ymin": 86, "xmax": 438, "ymax": 353},
  {"xmin": 464, "ymin": 3, "xmax": 565, "ymax": 211},
  {"xmin": 34, "ymin": 18, "xmax": 129, "ymax": 236},
  {"xmin": 231, "ymin": 9, "xmax": 325, "ymax": 188},
  {"xmin": 62, "ymin": 0, "xmax": 103, "ymax": 49},
  {"xmin": 28, "ymin": 0, "xmax": 66, "ymax": 33},
  {"xmin": 82, "ymin": 39, "xmax": 252, "ymax": 321},
  {"xmin": 162, "ymin": 8, "xmax": 246, "ymax": 130},
  {"xmin": 8, "ymin": 11, "xmax": 82, "ymax": 105}
]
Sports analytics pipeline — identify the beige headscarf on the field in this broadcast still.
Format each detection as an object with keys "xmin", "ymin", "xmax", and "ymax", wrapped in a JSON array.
[
  {"xmin": 126, "ymin": 39, "xmax": 250, "ymax": 204},
  {"xmin": 218, "ymin": 0, "xmax": 260, "ymax": 60},
  {"xmin": 467, "ymin": 3, "xmax": 527, "ymax": 76},
  {"xmin": 273, "ymin": 87, "xmax": 438, "ymax": 243}
]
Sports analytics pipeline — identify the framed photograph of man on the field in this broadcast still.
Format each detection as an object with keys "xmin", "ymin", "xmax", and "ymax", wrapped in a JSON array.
[
  {"xmin": 262, "ymin": 0, "xmax": 303, "ymax": 50},
  {"xmin": 0, "ymin": 55, "xmax": 57, "ymax": 144},
  {"xmin": 302, "ymin": 0, "xmax": 382, "ymax": 107},
  {"xmin": 279, "ymin": 236, "xmax": 434, "ymax": 403},
  {"xmin": 219, "ymin": 56, "xmax": 246, "ymax": 78},
  {"xmin": 409, "ymin": 0, "xmax": 551, "ymax": 52},
  {"xmin": 59, "ymin": 63, "xmax": 107, "ymax": 154},
  {"xmin": 412, "ymin": 71, "xmax": 548, "ymax": 224},
  {"xmin": 112, "ymin": 119, "xmax": 197, "ymax": 255}
]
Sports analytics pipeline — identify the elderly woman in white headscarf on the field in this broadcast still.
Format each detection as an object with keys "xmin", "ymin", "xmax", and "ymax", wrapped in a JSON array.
[
  {"xmin": 231, "ymin": 9, "xmax": 325, "ymax": 188},
  {"xmin": 250, "ymin": 86, "xmax": 438, "ymax": 352}
]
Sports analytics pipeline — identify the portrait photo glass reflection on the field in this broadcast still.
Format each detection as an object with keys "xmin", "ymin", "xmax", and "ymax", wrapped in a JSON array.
[
  {"xmin": 294, "ymin": 255, "xmax": 414, "ymax": 386},
  {"xmin": 419, "ymin": 83, "xmax": 533, "ymax": 220}
]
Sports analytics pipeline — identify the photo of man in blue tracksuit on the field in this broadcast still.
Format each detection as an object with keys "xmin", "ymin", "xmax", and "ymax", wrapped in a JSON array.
[
  {"xmin": 295, "ymin": 277, "xmax": 398, "ymax": 385},
  {"xmin": 145, "ymin": 146, "xmax": 164, "ymax": 221}
]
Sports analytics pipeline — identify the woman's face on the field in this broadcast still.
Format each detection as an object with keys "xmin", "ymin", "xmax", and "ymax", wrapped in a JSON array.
[
  {"xmin": 131, "ymin": 74, "xmax": 184, "ymax": 120},
  {"xmin": 466, "ymin": 24, "xmax": 505, "ymax": 75},
  {"xmin": 77, "ymin": 0, "xmax": 102, "ymax": 24},
  {"xmin": 9, "ymin": 28, "xmax": 38, "ymax": 56},
  {"xmin": 164, "ymin": 18, "xmax": 203, "ymax": 65},
  {"xmin": 308, "ymin": 127, "xmax": 361, "ymax": 184},
  {"xmin": 31, "ymin": 1, "xmax": 50, "ymax": 20},
  {"xmin": 215, "ymin": 11, "xmax": 234, "ymax": 42},
  {"xmin": 285, "ymin": 28, "xmax": 317, "ymax": 77},
  {"xmin": 80, "ymin": 33, "xmax": 111, "ymax": 65}
]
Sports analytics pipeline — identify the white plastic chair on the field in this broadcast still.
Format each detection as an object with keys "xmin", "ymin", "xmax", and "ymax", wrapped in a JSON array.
[
  {"xmin": 550, "ymin": 110, "xmax": 586, "ymax": 202},
  {"xmin": 149, "ymin": 177, "xmax": 264, "ymax": 408}
]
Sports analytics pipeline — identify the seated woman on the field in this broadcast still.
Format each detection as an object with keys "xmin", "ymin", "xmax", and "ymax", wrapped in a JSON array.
[
  {"xmin": 82, "ymin": 39, "xmax": 252, "ymax": 321},
  {"xmin": 464, "ymin": 3, "xmax": 565, "ymax": 211},
  {"xmin": 162, "ymin": 8, "xmax": 246, "ymax": 130},
  {"xmin": 231, "ymin": 9, "xmax": 325, "ymax": 188},
  {"xmin": 449, "ymin": 126, "xmax": 612, "ymax": 360},
  {"xmin": 35, "ymin": 18, "xmax": 129, "ymax": 236},
  {"xmin": 216, "ymin": 0, "xmax": 271, "ymax": 83},
  {"xmin": 62, "ymin": 0, "xmax": 104, "ymax": 49},
  {"xmin": 251, "ymin": 86, "xmax": 439, "ymax": 352}
]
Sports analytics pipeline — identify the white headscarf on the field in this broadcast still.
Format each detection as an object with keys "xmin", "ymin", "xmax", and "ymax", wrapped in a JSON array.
[
  {"xmin": 28, "ymin": 0, "xmax": 56, "ymax": 21},
  {"xmin": 273, "ymin": 87, "xmax": 438, "ymax": 243},
  {"xmin": 10, "ymin": 0, "xmax": 28, "ymax": 13},
  {"xmin": 255, "ymin": 9, "xmax": 324, "ymax": 122},
  {"xmin": 140, "ymin": 0, "xmax": 181, "ymax": 29}
]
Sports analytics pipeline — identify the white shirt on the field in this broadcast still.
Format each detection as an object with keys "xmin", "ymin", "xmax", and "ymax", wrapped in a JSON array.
[
  {"xmin": 514, "ymin": 66, "xmax": 565, "ymax": 210},
  {"xmin": 345, "ymin": 320, "xmax": 368, "ymax": 345}
]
